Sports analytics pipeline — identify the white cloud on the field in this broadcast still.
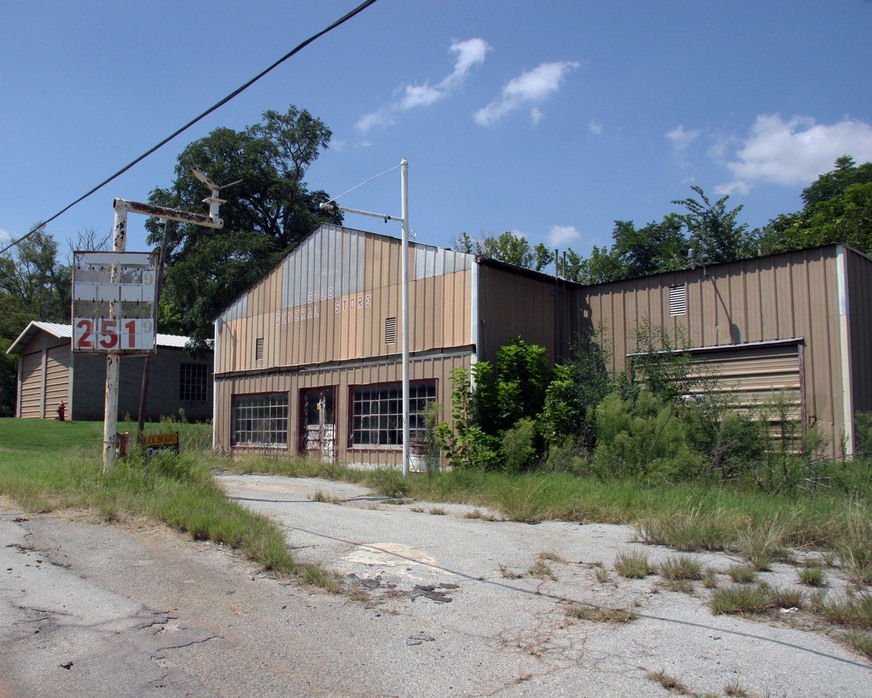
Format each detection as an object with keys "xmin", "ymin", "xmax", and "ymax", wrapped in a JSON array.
[
  {"xmin": 548, "ymin": 224, "xmax": 581, "ymax": 247},
  {"xmin": 356, "ymin": 108, "xmax": 393, "ymax": 133},
  {"xmin": 531, "ymin": 107, "xmax": 544, "ymax": 126},
  {"xmin": 721, "ymin": 113, "xmax": 872, "ymax": 192},
  {"xmin": 356, "ymin": 38, "xmax": 490, "ymax": 133},
  {"xmin": 666, "ymin": 124, "xmax": 701, "ymax": 167},
  {"xmin": 0, "ymin": 228, "xmax": 12, "ymax": 247},
  {"xmin": 714, "ymin": 180, "xmax": 751, "ymax": 197},
  {"xmin": 474, "ymin": 60, "xmax": 580, "ymax": 127},
  {"xmin": 589, "ymin": 120, "xmax": 603, "ymax": 135},
  {"xmin": 442, "ymin": 37, "xmax": 490, "ymax": 89}
]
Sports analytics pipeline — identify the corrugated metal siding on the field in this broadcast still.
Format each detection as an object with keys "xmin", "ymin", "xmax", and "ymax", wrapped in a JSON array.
[
  {"xmin": 44, "ymin": 345, "xmax": 70, "ymax": 412},
  {"xmin": 214, "ymin": 353, "xmax": 470, "ymax": 464},
  {"xmin": 847, "ymin": 248, "xmax": 872, "ymax": 416},
  {"xmin": 582, "ymin": 247, "xmax": 845, "ymax": 457},
  {"xmin": 19, "ymin": 352, "xmax": 43, "ymax": 418},
  {"xmin": 681, "ymin": 344, "xmax": 802, "ymax": 418},
  {"xmin": 214, "ymin": 226, "xmax": 473, "ymax": 375},
  {"xmin": 477, "ymin": 265, "xmax": 574, "ymax": 364}
]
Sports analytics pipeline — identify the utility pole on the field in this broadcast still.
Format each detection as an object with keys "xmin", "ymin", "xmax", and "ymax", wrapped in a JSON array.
[{"xmin": 321, "ymin": 159, "xmax": 411, "ymax": 475}]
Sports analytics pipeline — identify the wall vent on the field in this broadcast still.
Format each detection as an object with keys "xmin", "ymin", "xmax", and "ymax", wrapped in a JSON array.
[
  {"xmin": 385, "ymin": 317, "xmax": 397, "ymax": 344},
  {"xmin": 669, "ymin": 284, "xmax": 687, "ymax": 316},
  {"xmin": 255, "ymin": 337, "xmax": 264, "ymax": 361}
]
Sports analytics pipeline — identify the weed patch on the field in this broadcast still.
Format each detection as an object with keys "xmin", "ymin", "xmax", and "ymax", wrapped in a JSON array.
[
  {"xmin": 566, "ymin": 605, "xmax": 636, "ymax": 623},
  {"xmin": 659, "ymin": 554, "xmax": 702, "ymax": 581},
  {"xmin": 710, "ymin": 584, "xmax": 773, "ymax": 615},
  {"xmin": 726, "ymin": 564, "xmax": 758, "ymax": 584},
  {"xmin": 614, "ymin": 549, "xmax": 653, "ymax": 578},
  {"xmin": 646, "ymin": 669, "xmax": 691, "ymax": 694},
  {"xmin": 528, "ymin": 560, "xmax": 557, "ymax": 580}
]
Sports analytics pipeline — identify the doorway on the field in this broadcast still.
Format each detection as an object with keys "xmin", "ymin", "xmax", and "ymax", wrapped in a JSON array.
[{"xmin": 299, "ymin": 387, "xmax": 337, "ymax": 462}]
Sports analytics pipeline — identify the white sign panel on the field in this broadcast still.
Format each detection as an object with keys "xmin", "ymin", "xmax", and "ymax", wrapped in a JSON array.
[{"xmin": 72, "ymin": 251, "xmax": 159, "ymax": 355}]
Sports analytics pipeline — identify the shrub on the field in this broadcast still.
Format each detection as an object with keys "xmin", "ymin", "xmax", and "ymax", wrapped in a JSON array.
[
  {"xmin": 501, "ymin": 419, "xmax": 540, "ymax": 473},
  {"xmin": 593, "ymin": 391, "xmax": 703, "ymax": 480}
]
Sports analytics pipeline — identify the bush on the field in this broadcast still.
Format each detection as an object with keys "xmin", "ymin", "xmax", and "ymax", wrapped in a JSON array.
[
  {"xmin": 593, "ymin": 391, "xmax": 703, "ymax": 480},
  {"xmin": 501, "ymin": 419, "xmax": 540, "ymax": 473}
]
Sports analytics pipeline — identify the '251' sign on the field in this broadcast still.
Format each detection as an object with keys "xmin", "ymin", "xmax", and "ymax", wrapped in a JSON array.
[{"xmin": 73, "ymin": 318, "xmax": 155, "ymax": 353}]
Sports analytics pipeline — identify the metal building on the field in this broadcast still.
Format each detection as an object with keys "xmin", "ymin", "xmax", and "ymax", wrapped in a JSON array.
[
  {"xmin": 213, "ymin": 225, "xmax": 872, "ymax": 464},
  {"xmin": 582, "ymin": 244, "xmax": 872, "ymax": 459},
  {"xmin": 7, "ymin": 322, "xmax": 213, "ymax": 422},
  {"xmin": 213, "ymin": 224, "xmax": 573, "ymax": 467}
]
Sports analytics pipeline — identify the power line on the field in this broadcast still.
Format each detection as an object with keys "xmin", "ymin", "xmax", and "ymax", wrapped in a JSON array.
[{"xmin": 1, "ymin": 0, "xmax": 380, "ymax": 257}]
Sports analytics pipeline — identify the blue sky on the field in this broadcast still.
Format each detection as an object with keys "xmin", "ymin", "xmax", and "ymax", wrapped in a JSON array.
[{"xmin": 3, "ymin": 1, "xmax": 872, "ymax": 261}]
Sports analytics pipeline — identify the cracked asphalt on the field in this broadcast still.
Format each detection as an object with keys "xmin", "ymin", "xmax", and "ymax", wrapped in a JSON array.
[{"xmin": 1, "ymin": 476, "xmax": 871, "ymax": 696}]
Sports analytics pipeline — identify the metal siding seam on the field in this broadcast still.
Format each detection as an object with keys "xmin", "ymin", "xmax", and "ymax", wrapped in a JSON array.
[{"xmin": 837, "ymin": 246, "xmax": 855, "ymax": 456}]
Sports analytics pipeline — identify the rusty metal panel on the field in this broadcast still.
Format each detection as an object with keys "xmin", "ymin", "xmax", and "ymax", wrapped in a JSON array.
[{"xmin": 683, "ymin": 344, "xmax": 802, "ymax": 414}]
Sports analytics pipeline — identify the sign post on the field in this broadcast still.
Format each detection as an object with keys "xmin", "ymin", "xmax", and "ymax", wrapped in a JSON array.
[{"xmin": 75, "ymin": 172, "xmax": 228, "ymax": 473}]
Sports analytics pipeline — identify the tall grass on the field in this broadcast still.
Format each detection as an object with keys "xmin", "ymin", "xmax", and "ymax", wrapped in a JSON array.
[{"xmin": 0, "ymin": 419, "xmax": 295, "ymax": 575}]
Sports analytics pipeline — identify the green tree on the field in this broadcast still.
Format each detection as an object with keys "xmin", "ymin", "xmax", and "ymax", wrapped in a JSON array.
[
  {"xmin": 673, "ymin": 186, "xmax": 751, "ymax": 264},
  {"xmin": 0, "ymin": 228, "xmax": 71, "ymax": 416},
  {"xmin": 758, "ymin": 157, "xmax": 872, "ymax": 256},
  {"xmin": 801, "ymin": 155, "xmax": 872, "ymax": 208},
  {"xmin": 146, "ymin": 104, "xmax": 341, "ymax": 345}
]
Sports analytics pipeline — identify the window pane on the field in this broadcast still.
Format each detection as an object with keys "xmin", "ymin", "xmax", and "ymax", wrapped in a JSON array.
[
  {"xmin": 231, "ymin": 393, "xmax": 288, "ymax": 447},
  {"xmin": 350, "ymin": 381, "xmax": 436, "ymax": 447}
]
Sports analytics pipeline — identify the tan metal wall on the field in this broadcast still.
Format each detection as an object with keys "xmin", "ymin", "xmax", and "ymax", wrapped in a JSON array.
[
  {"xmin": 215, "ymin": 225, "xmax": 473, "ymax": 375},
  {"xmin": 846, "ymin": 247, "xmax": 872, "ymax": 417},
  {"xmin": 15, "ymin": 334, "xmax": 70, "ymax": 419},
  {"xmin": 214, "ymin": 352, "xmax": 470, "ymax": 466},
  {"xmin": 477, "ymin": 264, "xmax": 575, "ymax": 364},
  {"xmin": 44, "ymin": 345, "xmax": 70, "ymax": 415},
  {"xmin": 18, "ymin": 352, "xmax": 43, "ymax": 418},
  {"xmin": 581, "ymin": 247, "xmax": 847, "ymax": 457}
]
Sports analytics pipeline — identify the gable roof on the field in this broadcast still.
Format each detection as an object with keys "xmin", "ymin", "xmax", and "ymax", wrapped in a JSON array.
[{"xmin": 5, "ymin": 321, "xmax": 197, "ymax": 355}]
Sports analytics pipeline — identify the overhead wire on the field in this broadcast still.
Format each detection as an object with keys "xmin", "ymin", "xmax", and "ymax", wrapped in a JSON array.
[
  {"xmin": 327, "ymin": 163, "xmax": 402, "ymax": 204},
  {"xmin": 0, "ymin": 0, "xmax": 380, "ymax": 257}
]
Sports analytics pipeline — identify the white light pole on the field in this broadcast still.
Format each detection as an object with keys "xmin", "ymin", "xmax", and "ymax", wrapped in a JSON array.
[{"xmin": 321, "ymin": 159, "xmax": 411, "ymax": 475}]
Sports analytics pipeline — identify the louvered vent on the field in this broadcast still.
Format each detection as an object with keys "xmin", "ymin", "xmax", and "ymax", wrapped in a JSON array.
[
  {"xmin": 385, "ymin": 317, "xmax": 397, "ymax": 344},
  {"xmin": 669, "ymin": 284, "xmax": 687, "ymax": 316},
  {"xmin": 255, "ymin": 337, "xmax": 264, "ymax": 361}
]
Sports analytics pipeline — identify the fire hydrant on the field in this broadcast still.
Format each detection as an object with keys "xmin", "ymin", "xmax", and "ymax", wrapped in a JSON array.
[{"xmin": 56, "ymin": 401, "xmax": 66, "ymax": 421}]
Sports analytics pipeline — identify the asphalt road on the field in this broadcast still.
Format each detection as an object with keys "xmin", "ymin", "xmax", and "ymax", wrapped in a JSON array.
[{"xmin": 1, "ymin": 476, "xmax": 870, "ymax": 697}]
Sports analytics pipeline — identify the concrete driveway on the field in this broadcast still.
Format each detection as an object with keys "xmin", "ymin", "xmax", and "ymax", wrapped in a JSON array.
[
  {"xmin": 218, "ymin": 474, "xmax": 871, "ymax": 697},
  {"xmin": 1, "ymin": 475, "xmax": 870, "ymax": 697}
]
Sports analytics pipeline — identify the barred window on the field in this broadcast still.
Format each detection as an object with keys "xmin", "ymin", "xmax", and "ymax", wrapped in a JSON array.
[
  {"xmin": 351, "ymin": 381, "xmax": 437, "ymax": 447},
  {"xmin": 232, "ymin": 393, "xmax": 288, "ymax": 448},
  {"xmin": 179, "ymin": 363, "xmax": 208, "ymax": 402}
]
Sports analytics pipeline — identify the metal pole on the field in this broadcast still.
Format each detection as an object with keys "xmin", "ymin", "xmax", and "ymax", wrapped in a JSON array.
[
  {"xmin": 103, "ymin": 205, "xmax": 127, "ymax": 473},
  {"xmin": 401, "ymin": 159, "xmax": 410, "ymax": 477},
  {"xmin": 137, "ymin": 219, "xmax": 171, "ymax": 444}
]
